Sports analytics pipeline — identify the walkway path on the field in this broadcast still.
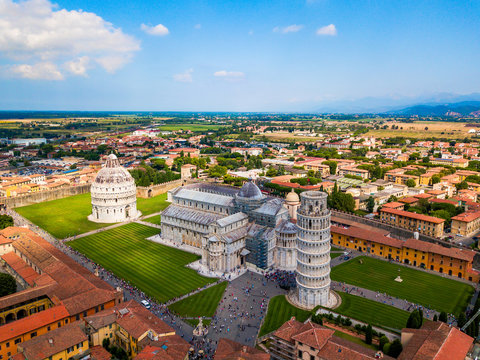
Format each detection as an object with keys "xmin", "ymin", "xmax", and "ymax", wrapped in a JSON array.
[{"xmin": 166, "ymin": 279, "xmax": 224, "ymax": 306}]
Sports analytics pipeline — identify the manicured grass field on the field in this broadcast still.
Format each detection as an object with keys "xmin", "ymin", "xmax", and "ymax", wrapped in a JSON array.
[
  {"xmin": 137, "ymin": 192, "xmax": 169, "ymax": 216},
  {"xmin": 331, "ymin": 256, "xmax": 474, "ymax": 315},
  {"xmin": 259, "ymin": 295, "xmax": 311, "ymax": 337},
  {"xmin": 333, "ymin": 292, "xmax": 410, "ymax": 331},
  {"xmin": 15, "ymin": 192, "xmax": 169, "ymax": 238},
  {"xmin": 144, "ymin": 215, "xmax": 162, "ymax": 225},
  {"xmin": 169, "ymin": 282, "xmax": 228, "ymax": 319},
  {"xmin": 16, "ymin": 193, "xmax": 109, "ymax": 239},
  {"xmin": 69, "ymin": 223, "xmax": 216, "ymax": 302}
]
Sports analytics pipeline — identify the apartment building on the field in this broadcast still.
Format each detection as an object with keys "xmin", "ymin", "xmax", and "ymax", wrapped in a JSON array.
[{"xmin": 379, "ymin": 207, "xmax": 445, "ymax": 237}]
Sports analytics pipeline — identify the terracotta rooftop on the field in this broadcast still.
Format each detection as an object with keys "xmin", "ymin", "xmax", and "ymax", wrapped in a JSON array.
[
  {"xmin": 398, "ymin": 197, "xmax": 419, "ymax": 204},
  {"xmin": 19, "ymin": 322, "xmax": 87, "ymax": 360},
  {"xmin": 403, "ymin": 238, "xmax": 476, "ymax": 262},
  {"xmin": 0, "ymin": 305, "xmax": 70, "ymax": 343},
  {"xmin": 318, "ymin": 335, "xmax": 394, "ymax": 360},
  {"xmin": 381, "ymin": 201, "xmax": 405, "ymax": 209},
  {"xmin": 380, "ymin": 207, "xmax": 445, "ymax": 224},
  {"xmin": 451, "ymin": 211, "xmax": 480, "ymax": 223},
  {"xmin": 331, "ymin": 225, "xmax": 404, "ymax": 249},
  {"xmin": 414, "ymin": 193, "xmax": 434, "ymax": 199},
  {"xmin": 1, "ymin": 252, "xmax": 41, "ymax": 285},
  {"xmin": 214, "ymin": 338, "xmax": 269, "ymax": 360},
  {"xmin": 399, "ymin": 322, "xmax": 473, "ymax": 360},
  {"xmin": 90, "ymin": 345, "xmax": 112, "ymax": 360},
  {"xmin": 135, "ymin": 335, "xmax": 191, "ymax": 360}
]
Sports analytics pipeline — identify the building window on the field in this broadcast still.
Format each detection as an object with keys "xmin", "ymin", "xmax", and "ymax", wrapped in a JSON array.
[
  {"xmin": 14, "ymin": 339, "xmax": 21, "ymax": 345},
  {"xmin": 298, "ymin": 350, "xmax": 303, "ymax": 358},
  {"xmin": 30, "ymin": 332, "xmax": 37, "ymax": 338}
]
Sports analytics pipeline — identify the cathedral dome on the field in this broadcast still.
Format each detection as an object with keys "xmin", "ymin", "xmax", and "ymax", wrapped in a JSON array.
[
  {"xmin": 237, "ymin": 181, "xmax": 263, "ymax": 200},
  {"xmin": 93, "ymin": 154, "xmax": 134, "ymax": 185},
  {"xmin": 286, "ymin": 189, "xmax": 300, "ymax": 204}
]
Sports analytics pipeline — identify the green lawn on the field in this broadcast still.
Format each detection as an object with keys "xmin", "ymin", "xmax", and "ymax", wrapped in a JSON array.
[
  {"xmin": 137, "ymin": 192, "xmax": 169, "ymax": 216},
  {"xmin": 331, "ymin": 253, "xmax": 343, "ymax": 259},
  {"xmin": 333, "ymin": 330, "xmax": 377, "ymax": 351},
  {"xmin": 16, "ymin": 193, "xmax": 110, "ymax": 239},
  {"xmin": 331, "ymin": 256, "xmax": 474, "ymax": 315},
  {"xmin": 169, "ymin": 282, "xmax": 227, "ymax": 319},
  {"xmin": 259, "ymin": 295, "xmax": 311, "ymax": 337},
  {"xmin": 333, "ymin": 292, "xmax": 410, "ymax": 331},
  {"xmin": 15, "ymin": 192, "xmax": 169, "ymax": 238},
  {"xmin": 144, "ymin": 215, "xmax": 162, "ymax": 225},
  {"xmin": 68, "ymin": 223, "xmax": 216, "ymax": 302}
]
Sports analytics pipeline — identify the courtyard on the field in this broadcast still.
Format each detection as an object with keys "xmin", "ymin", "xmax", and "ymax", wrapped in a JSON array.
[
  {"xmin": 331, "ymin": 256, "xmax": 474, "ymax": 315},
  {"xmin": 15, "ymin": 192, "xmax": 169, "ymax": 239},
  {"xmin": 68, "ymin": 222, "xmax": 217, "ymax": 302}
]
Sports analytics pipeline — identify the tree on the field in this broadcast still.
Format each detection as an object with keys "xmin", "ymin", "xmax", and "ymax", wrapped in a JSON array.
[
  {"xmin": 406, "ymin": 179, "xmax": 416, "ymax": 188},
  {"xmin": 431, "ymin": 175, "xmax": 441, "ymax": 185},
  {"xmin": 438, "ymin": 311, "xmax": 448, "ymax": 323},
  {"xmin": 456, "ymin": 181, "xmax": 468, "ymax": 190},
  {"xmin": 406, "ymin": 310, "xmax": 423, "ymax": 329},
  {"xmin": 433, "ymin": 314, "xmax": 438, "ymax": 322},
  {"xmin": 208, "ymin": 165, "xmax": 227, "ymax": 178},
  {"xmin": 388, "ymin": 339, "xmax": 403, "ymax": 358},
  {"xmin": 379, "ymin": 336, "xmax": 389, "ymax": 353},
  {"xmin": 0, "ymin": 273, "xmax": 16, "ymax": 297},
  {"xmin": 0, "ymin": 215, "xmax": 13, "ymax": 230},
  {"xmin": 387, "ymin": 195, "xmax": 398, "ymax": 203},
  {"xmin": 366, "ymin": 196, "xmax": 375, "ymax": 213},
  {"xmin": 365, "ymin": 324, "xmax": 373, "ymax": 345},
  {"xmin": 458, "ymin": 313, "xmax": 467, "ymax": 328},
  {"xmin": 322, "ymin": 160, "xmax": 337, "ymax": 175}
]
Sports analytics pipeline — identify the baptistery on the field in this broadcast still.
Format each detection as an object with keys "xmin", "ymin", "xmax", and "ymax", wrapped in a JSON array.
[{"xmin": 89, "ymin": 154, "xmax": 140, "ymax": 223}]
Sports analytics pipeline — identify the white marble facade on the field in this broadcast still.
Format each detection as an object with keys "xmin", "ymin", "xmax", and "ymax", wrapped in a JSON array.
[{"xmin": 89, "ymin": 154, "xmax": 140, "ymax": 223}]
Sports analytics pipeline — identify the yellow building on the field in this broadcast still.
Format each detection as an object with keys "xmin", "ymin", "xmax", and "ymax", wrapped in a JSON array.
[
  {"xmin": 379, "ymin": 207, "xmax": 445, "ymax": 237},
  {"xmin": 15, "ymin": 322, "xmax": 88, "ymax": 360},
  {"xmin": 0, "ymin": 306, "xmax": 70, "ymax": 360},
  {"xmin": 451, "ymin": 210, "xmax": 480, "ymax": 236},
  {"xmin": 331, "ymin": 225, "xmax": 480, "ymax": 282},
  {"xmin": 85, "ymin": 300, "xmax": 181, "ymax": 359}
]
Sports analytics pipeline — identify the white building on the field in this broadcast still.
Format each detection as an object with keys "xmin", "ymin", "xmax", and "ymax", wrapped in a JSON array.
[
  {"xmin": 293, "ymin": 191, "xmax": 332, "ymax": 309},
  {"xmin": 88, "ymin": 154, "xmax": 140, "ymax": 223}
]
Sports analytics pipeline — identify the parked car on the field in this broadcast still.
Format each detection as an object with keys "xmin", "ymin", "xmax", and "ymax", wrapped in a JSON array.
[{"xmin": 141, "ymin": 300, "xmax": 151, "ymax": 309}]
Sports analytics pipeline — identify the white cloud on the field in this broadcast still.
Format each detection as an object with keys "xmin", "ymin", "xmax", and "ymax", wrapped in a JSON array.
[
  {"xmin": 213, "ymin": 70, "xmax": 245, "ymax": 80},
  {"xmin": 173, "ymin": 68, "xmax": 193, "ymax": 83},
  {"xmin": 10, "ymin": 62, "xmax": 64, "ymax": 80},
  {"xmin": 273, "ymin": 24, "xmax": 304, "ymax": 34},
  {"xmin": 316, "ymin": 24, "xmax": 337, "ymax": 36},
  {"xmin": 0, "ymin": 0, "xmax": 140, "ymax": 79},
  {"xmin": 194, "ymin": 24, "xmax": 202, "ymax": 30},
  {"xmin": 141, "ymin": 23, "xmax": 169, "ymax": 36},
  {"xmin": 64, "ymin": 56, "xmax": 90, "ymax": 76}
]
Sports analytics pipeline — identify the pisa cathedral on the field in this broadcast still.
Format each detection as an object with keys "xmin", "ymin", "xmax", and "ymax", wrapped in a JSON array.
[{"xmin": 161, "ymin": 181, "xmax": 334, "ymax": 309}]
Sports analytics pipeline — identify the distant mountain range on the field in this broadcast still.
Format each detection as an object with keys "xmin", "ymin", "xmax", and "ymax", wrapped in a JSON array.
[
  {"xmin": 312, "ymin": 93, "xmax": 480, "ymax": 115},
  {"xmin": 388, "ymin": 101, "xmax": 480, "ymax": 117}
]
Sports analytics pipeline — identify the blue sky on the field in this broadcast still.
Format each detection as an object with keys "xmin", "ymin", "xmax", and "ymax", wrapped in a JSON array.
[{"xmin": 1, "ymin": 0, "xmax": 479, "ymax": 111}]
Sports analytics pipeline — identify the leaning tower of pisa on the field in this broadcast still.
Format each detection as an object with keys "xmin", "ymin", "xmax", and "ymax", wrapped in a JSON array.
[{"xmin": 293, "ymin": 191, "xmax": 333, "ymax": 309}]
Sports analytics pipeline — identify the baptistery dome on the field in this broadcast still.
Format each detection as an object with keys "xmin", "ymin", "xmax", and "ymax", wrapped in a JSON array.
[
  {"xmin": 237, "ymin": 181, "xmax": 264, "ymax": 200},
  {"xmin": 89, "ymin": 154, "xmax": 141, "ymax": 223}
]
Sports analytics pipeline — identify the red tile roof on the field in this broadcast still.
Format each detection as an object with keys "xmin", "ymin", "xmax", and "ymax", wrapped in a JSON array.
[
  {"xmin": 451, "ymin": 211, "xmax": 480, "ymax": 223},
  {"xmin": 380, "ymin": 207, "xmax": 445, "ymax": 224},
  {"xmin": 1, "ymin": 252, "xmax": 41, "ymax": 285},
  {"xmin": 399, "ymin": 197, "xmax": 419, "ymax": 204},
  {"xmin": 403, "ymin": 238, "xmax": 476, "ymax": 262},
  {"xmin": 90, "ymin": 346, "xmax": 112, "ymax": 360},
  {"xmin": 0, "ymin": 305, "xmax": 70, "ymax": 343},
  {"xmin": 399, "ymin": 322, "xmax": 473, "ymax": 360},
  {"xmin": 19, "ymin": 322, "xmax": 87, "ymax": 360},
  {"xmin": 331, "ymin": 225, "xmax": 404, "ymax": 249},
  {"xmin": 214, "ymin": 338, "xmax": 269, "ymax": 360}
]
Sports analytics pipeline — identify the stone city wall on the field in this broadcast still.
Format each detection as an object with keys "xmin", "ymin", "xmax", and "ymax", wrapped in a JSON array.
[
  {"xmin": 137, "ymin": 179, "xmax": 199, "ymax": 198},
  {"xmin": 1, "ymin": 184, "xmax": 91, "ymax": 208}
]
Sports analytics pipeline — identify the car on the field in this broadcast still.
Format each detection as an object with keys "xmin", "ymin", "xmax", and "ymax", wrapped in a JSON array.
[{"xmin": 140, "ymin": 300, "xmax": 151, "ymax": 309}]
